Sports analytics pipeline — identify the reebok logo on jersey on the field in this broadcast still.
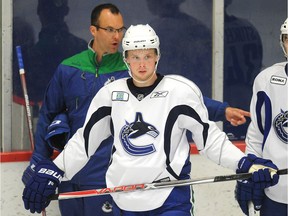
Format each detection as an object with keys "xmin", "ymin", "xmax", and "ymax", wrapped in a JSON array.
[
  {"xmin": 112, "ymin": 91, "xmax": 129, "ymax": 101},
  {"xmin": 270, "ymin": 75, "xmax": 287, "ymax": 85},
  {"xmin": 150, "ymin": 91, "xmax": 168, "ymax": 98}
]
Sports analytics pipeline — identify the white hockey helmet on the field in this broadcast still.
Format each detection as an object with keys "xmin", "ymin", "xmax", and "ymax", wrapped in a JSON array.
[
  {"xmin": 122, "ymin": 24, "xmax": 161, "ymax": 81},
  {"xmin": 122, "ymin": 24, "xmax": 160, "ymax": 57},
  {"xmin": 280, "ymin": 18, "xmax": 288, "ymax": 58}
]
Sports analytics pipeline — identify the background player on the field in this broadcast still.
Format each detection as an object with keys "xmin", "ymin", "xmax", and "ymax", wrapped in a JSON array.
[{"xmin": 235, "ymin": 18, "xmax": 288, "ymax": 216}]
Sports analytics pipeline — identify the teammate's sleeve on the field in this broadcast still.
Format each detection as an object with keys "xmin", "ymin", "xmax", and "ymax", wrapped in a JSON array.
[
  {"xmin": 203, "ymin": 96, "xmax": 229, "ymax": 122},
  {"xmin": 53, "ymin": 86, "xmax": 112, "ymax": 179}
]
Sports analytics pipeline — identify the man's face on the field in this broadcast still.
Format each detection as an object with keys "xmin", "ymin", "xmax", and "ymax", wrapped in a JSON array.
[
  {"xmin": 125, "ymin": 49, "xmax": 158, "ymax": 87},
  {"xmin": 90, "ymin": 9, "xmax": 125, "ymax": 56}
]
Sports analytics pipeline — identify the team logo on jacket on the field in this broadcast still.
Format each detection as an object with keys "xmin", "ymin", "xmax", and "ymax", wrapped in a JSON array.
[
  {"xmin": 120, "ymin": 112, "xmax": 159, "ymax": 156},
  {"xmin": 273, "ymin": 109, "xmax": 288, "ymax": 143},
  {"xmin": 104, "ymin": 76, "xmax": 116, "ymax": 85}
]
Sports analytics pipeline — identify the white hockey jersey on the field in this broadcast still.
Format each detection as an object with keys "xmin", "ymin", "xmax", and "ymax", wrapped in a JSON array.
[
  {"xmin": 54, "ymin": 74, "xmax": 245, "ymax": 211},
  {"xmin": 245, "ymin": 62, "xmax": 288, "ymax": 204}
]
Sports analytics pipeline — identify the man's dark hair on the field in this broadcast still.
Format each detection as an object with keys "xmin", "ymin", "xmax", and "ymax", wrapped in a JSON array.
[{"xmin": 91, "ymin": 3, "xmax": 120, "ymax": 26}]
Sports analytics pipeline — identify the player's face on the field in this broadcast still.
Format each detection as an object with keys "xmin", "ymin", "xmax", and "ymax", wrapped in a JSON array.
[
  {"xmin": 126, "ymin": 49, "xmax": 158, "ymax": 87},
  {"xmin": 90, "ymin": 9, "xmax": 125, "ymax": 59},
  {"xmin": 282, "ymin": 34, "xmax": 288, "ymax": 53}
]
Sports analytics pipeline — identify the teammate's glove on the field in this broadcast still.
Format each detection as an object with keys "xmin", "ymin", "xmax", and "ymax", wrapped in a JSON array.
[
  {"xmin": 235, "ymin": 180, "xmax": 264, "ymax": 215},
  {"xmin": 22, "ymin": 153, "xmax": 47, "ymax": 185},
  {"xmin": 237, "ymin": 154, "xmax": 279, "ymax": 188},
  {"xmin": 22, "ymin": 160, "xmax": 64, "ymax": 213}
]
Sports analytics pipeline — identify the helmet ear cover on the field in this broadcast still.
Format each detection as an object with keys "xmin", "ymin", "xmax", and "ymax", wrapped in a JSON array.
[
  {"xmin": 280, "ymin": 18, "xmax": 288, "ymax": 58},
  {"xmin": 280, "ymin": 18, "xmax": 288, "ymax": 35}
]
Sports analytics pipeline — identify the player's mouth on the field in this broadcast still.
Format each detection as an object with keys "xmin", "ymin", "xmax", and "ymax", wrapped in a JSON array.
[{"xmin": 138, "ymin": 70, "xmax": 147, "ymax": 74}]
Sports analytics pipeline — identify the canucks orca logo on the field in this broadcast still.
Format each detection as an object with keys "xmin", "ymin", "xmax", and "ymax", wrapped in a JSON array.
[
  {"xmin": 273, "ymin": 109, "xmax": 288, "ymax": 143},
  {"xmin": 104, "ymin": 76, "xmax": 115, "ymax": 85},
  {"xmin": 120, "ymin": 112, "xmax": 159, "ymax": 156}
]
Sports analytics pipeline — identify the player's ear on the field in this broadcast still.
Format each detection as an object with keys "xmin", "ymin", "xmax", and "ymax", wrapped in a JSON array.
[
  {"xmin": 123, "ymin": 57, "xmax": 130, "ymax": 65},
  {"xmin": 156, "ymin": 55, "xmax": 160, "ymax": 62}
]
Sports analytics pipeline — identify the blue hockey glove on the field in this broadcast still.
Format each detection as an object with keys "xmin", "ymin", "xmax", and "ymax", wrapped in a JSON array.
[
  {"xmin": 237, "ymin": 154, "xmax": 279, "ymax": 188},
  {"xmin": 22, "ymin": 160, "xmax": 64, "ymax": 214},
  {"xmin": 235, "ymin": 180, "xmax": 265, "ymax": 215},
  {"xmin": 22, "ymin": 153, "xmax": 47, "ymax": 185}
]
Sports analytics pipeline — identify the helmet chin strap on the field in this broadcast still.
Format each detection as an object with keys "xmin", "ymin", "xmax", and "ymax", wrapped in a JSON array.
[{"xmin": 280, "ymin": 41, "xmax": 288, "ymax": 59}]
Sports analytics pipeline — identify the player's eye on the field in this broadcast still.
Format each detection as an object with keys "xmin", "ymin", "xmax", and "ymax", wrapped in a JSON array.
[{"xmin": 283, "ymin": 34, "xmax": 288, "ymax": 42}]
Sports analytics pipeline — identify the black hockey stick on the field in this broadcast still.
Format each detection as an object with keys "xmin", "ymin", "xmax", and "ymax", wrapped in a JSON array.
[
  {"xmin": 16, "ymin": 46, "xmax": 35, "ymax": 150},
  {"xmin": 50, "ymin": 168, "xmax": 287, "ymax": 201}
]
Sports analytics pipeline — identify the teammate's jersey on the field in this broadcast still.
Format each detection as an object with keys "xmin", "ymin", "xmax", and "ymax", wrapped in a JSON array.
[
  {"xmin": 54, "ymin": 74, "xmax": 244, "ymax": 211},
  {"xmin": 245, "ymin": 62, "xmax": 288, "ymax": 204}
]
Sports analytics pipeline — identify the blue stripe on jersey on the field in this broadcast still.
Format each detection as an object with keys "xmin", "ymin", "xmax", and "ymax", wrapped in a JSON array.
[
  {"xmin": 165, "ymin": 105, "xmax": 209, "ymax": 179},
  {"xmin": 84, "ymin": 107, "xmax": 112, "ymax": 156},
  {"xmin": 256, "ymin": 91, "xmax": 272, "ymax": 150}
]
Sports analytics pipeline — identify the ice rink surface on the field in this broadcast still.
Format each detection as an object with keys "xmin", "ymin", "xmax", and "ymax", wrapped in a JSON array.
[{"xmin": 1, "ymin": 155, "xmax": 255, "ymax": 216}]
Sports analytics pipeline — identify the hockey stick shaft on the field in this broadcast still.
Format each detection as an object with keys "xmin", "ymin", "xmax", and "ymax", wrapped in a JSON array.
[
  {"xmin": 16, "ymin": 46, "xmax": 46, "ymax": 216},
  {"xmin": 248, "ymin": 201, "xmax": 256, "ymax": 216},
  {"xmin": 51, "ymin": 168, "xmax": 287, "ymax": 201},
  {"xmin": 16, "ymin": 46, "xmax": 35, "ymax": 150}
]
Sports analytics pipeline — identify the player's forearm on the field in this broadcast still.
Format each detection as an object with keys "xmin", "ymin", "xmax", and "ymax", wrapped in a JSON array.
[
  {"xmin": 53, "ymin": 127, "xmax": 90, "ymax": 179},
  {"xmin": 200, "ymin": 128, "xmax": 245, "ymax": 171}
]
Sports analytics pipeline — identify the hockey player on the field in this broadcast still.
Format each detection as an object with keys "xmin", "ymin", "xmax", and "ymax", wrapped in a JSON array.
[
  {"xmin": 23, "ymin": 24, "xmax": 279, "ymax": 215},
  {"xmin": 235, "ymin": 18, "xmax": 288, "ymax": 216},
  {"xmin": 21, "ymin": 3, "xmax": 251, "ymax": 216}
]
